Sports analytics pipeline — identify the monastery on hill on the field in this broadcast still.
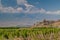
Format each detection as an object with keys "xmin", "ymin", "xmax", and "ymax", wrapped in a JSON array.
[{"xmin": 33, "ymin": 19, "xmax": 60, "ymax": 27}]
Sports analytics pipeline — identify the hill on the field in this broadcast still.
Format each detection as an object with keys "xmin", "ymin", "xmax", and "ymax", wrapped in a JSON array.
[{"xmin": 33, "ymin": 19, "xmax": 60, "ymax": 27}]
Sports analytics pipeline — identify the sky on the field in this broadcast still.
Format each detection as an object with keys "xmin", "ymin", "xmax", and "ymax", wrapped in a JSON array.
[{"xmin": 0, "ymin": 0, "xmax": 60, "ymax": 27}]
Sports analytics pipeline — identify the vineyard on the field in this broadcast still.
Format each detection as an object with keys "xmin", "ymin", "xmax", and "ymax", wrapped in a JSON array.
[{"xmin": 0, "ymin": 27, "xmax": 60, "ymax": 40}]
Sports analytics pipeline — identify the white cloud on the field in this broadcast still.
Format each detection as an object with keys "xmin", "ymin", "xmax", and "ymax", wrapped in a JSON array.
[
  {"xmin": 0, "ymin": 7, "xmax": 23, "ymax": 13},
  {"xmin": 16, "ymin": 0, "xmax": 35, "ymax": 13},
  {"xmin": 40, "ymin": 8, "xmax": 46, "ymax": 13},
  {"xmin": 0, "ymin": 0, "xmax": 39, "ymax": 13},
  {"xmin": 46, "ymin": 10, "xmax": 60, "ymax": 14},
  {"xmin": 26, "ymin": 8, "xmax": 46, "ymax": 14},
  {"xmin": 0, "ymin": 0, "xmax": 35, "ymax": 13},
  {"xmin": 17, "ymin": 0, "xmax": 27, "ymax": 5},
  {"xmin": 24, "ymin": 3, "xmax": 34, "ymax": 13},
  {"xmin": 0, "ymin": 0, "xmax": 60, "ymax": 14},
  {"xmin": 27, "ymin": 8, "xmax": 60, "ymax": 14},
  {"xmin": 0, "ymin": 0, "xmax": 2, "ymax": 7},
  {"xmin": 0, "ymin": 0, "xmax": 24, "ymax": 13}
]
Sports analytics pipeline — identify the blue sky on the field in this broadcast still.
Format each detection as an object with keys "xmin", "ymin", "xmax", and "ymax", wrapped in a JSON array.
[{"xmin": 0, "ymin": 0, "xmax": 60, "ymax": 27}]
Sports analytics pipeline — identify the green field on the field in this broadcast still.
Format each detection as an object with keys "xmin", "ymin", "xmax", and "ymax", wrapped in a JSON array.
[{"xmin": 0, "ymin": 27, "xmax": 60, "ymax": 40}]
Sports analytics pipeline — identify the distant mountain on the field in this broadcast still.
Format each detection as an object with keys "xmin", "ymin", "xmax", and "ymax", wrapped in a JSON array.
[{"xmin": 16, "ymin": 25, "xmax": 31, "ymax": 27}]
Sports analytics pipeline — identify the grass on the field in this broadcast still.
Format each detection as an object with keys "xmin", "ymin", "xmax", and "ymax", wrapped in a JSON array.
[{"xmin": 0, "ymin": 27, "xmax": 60, "ymax": 40}]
